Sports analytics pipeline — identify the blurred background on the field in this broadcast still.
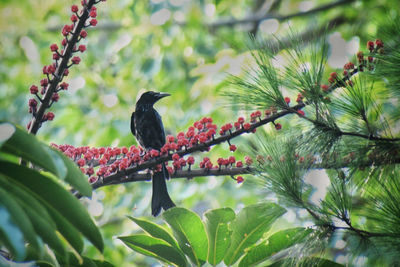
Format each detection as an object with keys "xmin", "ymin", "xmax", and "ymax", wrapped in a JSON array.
[{"xmin": 0, "ymin": 0, "xmax": 398, "ymax": 265}]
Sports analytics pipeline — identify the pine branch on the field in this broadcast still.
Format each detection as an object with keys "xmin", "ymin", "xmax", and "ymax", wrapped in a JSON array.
[
  {"xmin": 292, "ymin": 110, "xmax": 400, "ymax": 142},
  {"xmin": 327, "ymin": 225, "xmax": 400, "ymax": 238}
]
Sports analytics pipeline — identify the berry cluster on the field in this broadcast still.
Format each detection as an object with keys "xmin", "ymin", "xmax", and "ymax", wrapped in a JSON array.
[
  {"xmin": 52, "ymin": 111, "xmax": 285, "ymax": 185},
  {"xmin": 27, "ymin": 0, "xmax": 105, "ymax": 134},
  {"xmin": 320, "ymin": 39, "xmax": 383, "ymax": 95}
]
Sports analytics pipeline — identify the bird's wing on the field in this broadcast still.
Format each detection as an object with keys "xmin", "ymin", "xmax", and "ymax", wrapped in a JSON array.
[
  {"xmin": 130, "ymin": 112, "xmax": 136, "ymax": 136},
  {"xmin": 154, "ymin": 111, "xmax": 166, "ymax": 144}
]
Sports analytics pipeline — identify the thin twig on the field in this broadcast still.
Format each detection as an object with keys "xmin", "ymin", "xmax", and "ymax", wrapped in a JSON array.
[{"xmin": 207, "ymin": 0, "xmax": 354, "ymax": 29}]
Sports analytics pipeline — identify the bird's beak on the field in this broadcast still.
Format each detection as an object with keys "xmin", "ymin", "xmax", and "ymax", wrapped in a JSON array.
[{"xmin": 157, "ymin": 92, "xmax": 170, "ymax": 99}]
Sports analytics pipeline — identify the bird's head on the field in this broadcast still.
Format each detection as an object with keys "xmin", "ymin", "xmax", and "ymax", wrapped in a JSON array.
[{"xmin": 137, "ymin": 91, "xmax": 170, "ymax": 105}]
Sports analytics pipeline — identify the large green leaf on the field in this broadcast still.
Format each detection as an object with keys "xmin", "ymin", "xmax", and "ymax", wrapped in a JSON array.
[
  {"xmin": 127, "ymin": 216, "xmax": 179, "ymax": 248},
  {"xmin": 268, "ymin": 257, "xmax": 345, "ymax": 267},
  {"xmin": 163, "ymin": 207, "xmax": 208, "ymax": 266},
  {"xmin": 0, "ymin": 122, "xmax": 15, "ymax": 148},
  {"xmin": 0, "ymin": 188, "xmax": 40, "ymax": 259},
  {"xmin": 119, "ymin": 235, "xmax": 188, "ymax": 267},
  {"xmin": 46, "ymin": 205, "xmax": 84, "ymax": 254},
  {"xmin": 1, "ymin": 125, "xmax": 66, "ymax": 179},
  {"xmin": 0, "ymin": 161, "xmax": 103, "ymax": 252},
  {"xmin": 0, "ymin": 205, "xmax": 26, "ymax": 261},
  {"xmin": 224, "ymin": 203, "xmax": 286, "ymax": 266},
  {"xmin": 239, "ymin": 227, "xmax": 313, "ymax": 267},
  {"xmin": 204, "ymin": 208, "xmax": 236, "ymax": 266},
  {"xmin": 0, "ymin": 123, "xmax": 91, "ymax": 197},
  {"xmin": 52, "ymin": 148, "xmax": 92, "ymax": 197},
  {"xmin": 0, "ymin": 174, "xmax": 66, "ymax": 257}
]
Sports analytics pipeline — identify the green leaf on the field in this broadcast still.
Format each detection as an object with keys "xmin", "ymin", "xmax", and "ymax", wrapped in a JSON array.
[
  {"xmin": 163, "ymin": 207, "xmax": 208, "ymax": 266},
  {"xmin": 239, "ymin": 227, "xmax": 313, "ymax": 267},
  {"xmin": 224, "ymin": 203, "xmax": 286, "ymax": 266},
  {"xmin": 204, "ymin": 208, "xmax": 236, "ymax": 266},
  {"xmin": 119, "ymin": 235, "xmax": 188, "ymax": 267},
  {"xmin": 0, "ymin": 174, "xmax": 66, "ymax": 257},
  {"xmin": 268, "ymin": 257, "xmax": 345, "ymax": 267},
  {"xmin": 0, "ymin": 187, "xmax": 40, "ymax": 259},
  {"xmin": 0, "ymin": 205, "xmax": 26, "ymax": 261},
  {"xmin": 127, "ymin": 216, "xmax": 179, "ymax": 248},
  {"xmin": 46, "ymin": 206, "xmax": 84, "ymax": 254},
  {"xmin": 0, "ymin": 161, "xmax": 103, "ymax": 252},
  {"xmin": 52, "ymin": 148, "xmax": 92, "ymax": 197},
  {"xmin": 0, "ymin": 122, "xmax": 15, "ymax": 148},
  {"xmin": 92, "ymin": 259, "xmax": 116, "ymax": 267},
  {"xmin": 2, "ymin": 125, "xmax": 67, "ymax": 179}
]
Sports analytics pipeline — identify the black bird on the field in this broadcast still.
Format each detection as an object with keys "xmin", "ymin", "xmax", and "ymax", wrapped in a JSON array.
[{"xmin": 131, "ymin": 91, "xmax": 175, "ymax": 216}]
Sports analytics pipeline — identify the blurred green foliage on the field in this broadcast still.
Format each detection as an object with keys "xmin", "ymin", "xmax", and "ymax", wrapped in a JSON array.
[{"xmin": 0, "ymin": 0, "xmax": 399, "ymax": 265}]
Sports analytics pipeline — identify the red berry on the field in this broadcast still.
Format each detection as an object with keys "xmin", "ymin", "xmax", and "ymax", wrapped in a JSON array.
[
  {"xmin": 297, "ymin": 110, "xmax": 305, "ymax": 116},
  {"xmin": 236, "ymin": 176, "xmax": 244, "ymax": 184},
  {"xmin": 61, "ymin": 38, "xmax": 67, "ymax": 47},
  {"xmin": 78, "ymin": 44, "xmax": 86, "ymax": 52},
  {"xmin": 172, "ymin": 153, "xmax": 180, "ymax": 161},
  {"xmin": 344, "ymin": 62, "xmax": 354, "ymax": 70},
  {"xmin": 80, "ymin": 30, "xmax": 88, "ymax": 38},
  {"xmin": 228, "ymin": 156, "xmax": 236, "ymax": 164},
  {"xmin": 89, "ymin": 10, "xmax": 97, "ymax": 18},
  {"xmin": 89, "ymin": 176, "xmax": 97, "ymax": 183},
  {"xmin": 243, "ymin": 123, "xmax": 251, "ymax": 131},
  {"xmin": 53, "ymin": 53, "xmax": 60, "ymax": 60},
  {"xmin": 64, "ymin": 69, "xmax": 69, "ymax": 76},
  {"xmin": 71, "ymin": 14, "xmax": 78, "ymax": 22},
  {"xmin": 47, "ymin": 64, "xmax": 55, "ymax": 74},
  {"xmin": 375, "ymin": 39, "xmax": 383, "ymax": 48},
  {"xmin": 244, "ymin": 156, "xmax": 253, "ymax": 165},
  {"xmin": 321, "ymin": 84, "xmax": 329, "ymax": 92},
  {"xmin": 59, "ymin": 82, "xmax": 69, "ymax": 90},
  {"xmin": 71, "ymin": 4, "xmax": 79, "ymax": 12},
  {"xmin": 167, "ymin": 166, "xmax": 174, "ymax": 175},
  {"xmin": 50, "ymin": 43, "xmax": 58, "ymax": 52},
  {"xmin": 187, "ymin": 156, "xmax": 195, "ymax": 165},
  {"xmin": 46, "ymin": 112, "xmax": 55, "ymax": 121},
  {"xmin": 52, "ymin": 93, "xmax": 59, "ymax": 102},
  {"xmin": 166, "ymin": 135, "xmax": 175, "ymax": 143},
  {"xmin": 71, "ymin": 56, "xmax": 81, "ymax": 64},
  {"xmin": 90, "ymin": 19, "xmax": 97, "ymax": 26},
  {"xmin": 30, "ymin": 85, "xmax": 38, "ymax": 94},
  {"xmin": 230, "ymin": 144, "xmax": 237, "ymax": 152},
  {"xmin": 367, "ymin": 41, "xmax": 374, "ymax": 51},
  {"xmin": 236, "ymin": 161, "xmax": 243, "ymax": 167},
  {"xmin": 77, "ymin": 158, "xmax": 85, "ymax": 166},
  {"xmin": 205, "ymin": 161, "xmax": 213, "ymax": 169},
  {"xmin": 28, "ymin": 98, "xmax": 37, "ymax": 107},
  {"xmin": 238, "ymin": 117, "xmax": 245, "ymax": 124},
  {"xmin": 284, "ymin": 97, "xmax": 290, "ymax": 104},
  {"xmin": 275, "ymin": 123, "xmax": 282, "ymax": 130},
  {"xmin": 150, "ymin": 149, "xmax": 159, "ymax": 157}
]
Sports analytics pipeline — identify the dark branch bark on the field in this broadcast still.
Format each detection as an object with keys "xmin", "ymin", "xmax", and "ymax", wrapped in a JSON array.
[
  {"xmin": 91, "ymin": 167, "xmax": 253, "ymax": 190},
  {"xmin": 29, "ymin": 0, "xmax": 97, "ymax": 135}
]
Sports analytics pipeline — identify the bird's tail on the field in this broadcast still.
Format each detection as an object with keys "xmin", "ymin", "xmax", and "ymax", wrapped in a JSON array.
[{"xmin": 152, "ymin": 163, "xmax": 175, "ymax": 216}]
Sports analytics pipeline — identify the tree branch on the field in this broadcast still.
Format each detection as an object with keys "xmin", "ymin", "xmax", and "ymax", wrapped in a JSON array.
[
  {"xmin": 29, "ymin": 0, "xmax": 98, "ymax": 135},
  {"xmin": 91, "ymin": 167, "xmax": 253, "ymax": 191},
  {"xmin": 207, "ymin": 0, "xmax": 354, "ymax": 29}
]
